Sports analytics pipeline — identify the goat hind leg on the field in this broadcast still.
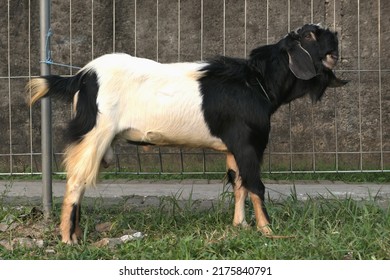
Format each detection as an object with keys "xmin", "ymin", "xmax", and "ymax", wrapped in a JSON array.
[
  {"xmin": 60, "ymin": 179, "xmax": 87, "ymax": 244},
  {"xmin": 60, "ymin": 128, "xmax": 113, "ymax": 243}
]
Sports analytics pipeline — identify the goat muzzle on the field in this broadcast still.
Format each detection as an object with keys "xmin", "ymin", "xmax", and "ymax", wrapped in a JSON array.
[{"xmin": 322, "ymin": 53, "xmax": 338, "ymax": 69}]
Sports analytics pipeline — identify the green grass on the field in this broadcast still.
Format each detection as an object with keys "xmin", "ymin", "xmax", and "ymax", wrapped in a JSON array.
[{"xmin": 0, "ymin": 191, "xmax": 389, "ymax": 260}]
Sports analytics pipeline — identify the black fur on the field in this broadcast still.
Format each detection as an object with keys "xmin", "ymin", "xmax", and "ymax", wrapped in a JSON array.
[
  {"xmin": 200, "ymin": 57, "xmax": 271, "ymax": 198},
  {"xmin": 68, "ymin": 71, "xmax": 99, "ymax": 142},
  {"xmin": 43, "ymin": 70, "xmax": 99, "ymax": 143},
  {"xmin": 69, "ymin": 203, "xmax": 78, "ymax": 239},
  {"xmin": 199, "ymin": 24, "xmax": 347, "ymax": 198},
  {"xmin": 227, "ymin": 169, "xmax": 236, "ymax": 186},
  {"xmin": 43, "ymin": 72, "xmax": 84, "ymax": 103},
  {"xmin": 126, "ymin": 140, "xmax": 155, "ymax": 146}
]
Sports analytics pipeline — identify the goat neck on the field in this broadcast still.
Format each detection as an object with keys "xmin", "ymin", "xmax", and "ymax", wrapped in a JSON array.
[{"xmin": 248, "ymin": 44, "xmax": 298, "ymax": 113}]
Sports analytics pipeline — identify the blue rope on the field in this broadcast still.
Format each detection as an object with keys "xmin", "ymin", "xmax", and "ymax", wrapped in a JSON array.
[
  {"xmin": 40, "ymin": 28, "xmax": 82, "ymax": 70},
  {"xmin": 41, "ymin": 60, "xmax": 82, "ymax": 70}
]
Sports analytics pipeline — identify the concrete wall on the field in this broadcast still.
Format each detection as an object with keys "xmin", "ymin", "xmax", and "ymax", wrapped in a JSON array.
[{"xmin": 0, "ymin": 0, "xmax": 389, "ymax": 174}]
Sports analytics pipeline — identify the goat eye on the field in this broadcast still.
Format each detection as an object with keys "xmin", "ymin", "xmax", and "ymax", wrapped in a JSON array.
[
  {"xmin": 304, "ymin": 32, "xmax": 316, "ymax": 41},
  {"xmin": 304, "ymin": 34, "xmax": 312, "ymax": 40}
]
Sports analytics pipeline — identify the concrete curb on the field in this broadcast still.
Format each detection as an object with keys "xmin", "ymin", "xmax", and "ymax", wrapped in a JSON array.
[{"xmin": 1, "ymin": 180, "xmax": 390, "ymax": 202}]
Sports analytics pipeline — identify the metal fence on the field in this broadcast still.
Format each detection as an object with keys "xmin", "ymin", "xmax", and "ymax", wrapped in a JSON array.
[{"xmin": 1, "ymin": 0, "xmax": 389, "ymax": 176}]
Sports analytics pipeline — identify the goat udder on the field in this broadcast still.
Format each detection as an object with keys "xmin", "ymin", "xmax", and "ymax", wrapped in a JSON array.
[{"xmin": 102, "ymin": 146, "xmax": 114, "ymax": 168}]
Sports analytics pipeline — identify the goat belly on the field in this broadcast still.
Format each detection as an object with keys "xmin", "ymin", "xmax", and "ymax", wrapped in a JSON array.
[
  {"xmin": 118, "ymin": 128, "xmax": 227, "ymax": 151},
  {"xmin": 117, "ymin": 84, "xmax": 227, "ymax": 150}
]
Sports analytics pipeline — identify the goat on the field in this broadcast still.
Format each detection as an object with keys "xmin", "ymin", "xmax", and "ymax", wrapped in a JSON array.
[{"xmin": 28, "ymin": 24, "xmax": 347, "ymax": 244}]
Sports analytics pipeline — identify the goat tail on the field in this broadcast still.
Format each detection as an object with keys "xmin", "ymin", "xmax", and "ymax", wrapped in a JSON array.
[
  {"xmin": 27, "ymin": 69, "xmax": 100, "ymax": 143},
  {"xmin": 27, "ymin": 71, "xmax": 85, "ymax": 106}
]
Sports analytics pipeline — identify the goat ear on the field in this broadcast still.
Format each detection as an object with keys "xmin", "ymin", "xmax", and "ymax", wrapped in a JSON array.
[
  {"xmin": 287, "ymin": 42, "xmax": 317, "ymax": 80},
  {"xmin": 328, "ymin": 72, "xmax": 349, "ymax": 88}
]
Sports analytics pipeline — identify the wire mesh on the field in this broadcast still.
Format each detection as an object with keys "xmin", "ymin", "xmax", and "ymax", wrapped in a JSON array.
[{"xmin": 1, "ymin": 0, "xmax": 389, "ymax": 176}]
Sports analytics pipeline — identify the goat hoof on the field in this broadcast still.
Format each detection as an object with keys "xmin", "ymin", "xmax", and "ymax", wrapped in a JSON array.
[
  {"xmin": 62, "ymin": 232, "xmax": 81, "ymax": 245},
  {"xmin": 62, "ymin": 238, "xmax": 78, "ymax": 245},
  {"xmin": 258, "ymin": 225, "xmax": 296, "ymax": 239},
  {"xmin": 258, "ymin": 224, "xmax": 273, "ymax": 236},
  {"xmin": 233, "ymin": 220, "xmax": 250, "ymax": 229}
]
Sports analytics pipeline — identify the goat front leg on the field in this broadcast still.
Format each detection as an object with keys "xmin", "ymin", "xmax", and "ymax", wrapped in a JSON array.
[
  {"xmin": 249, "ymin": 187, "xmax": 272, "ymax": 236},
  {"xmin": 226, "ymin": 153, "xmax": 249, "ymax": 228},
  {"xmin": 230, "ymin": 144, "xmax": 274, "ymax": 236}
]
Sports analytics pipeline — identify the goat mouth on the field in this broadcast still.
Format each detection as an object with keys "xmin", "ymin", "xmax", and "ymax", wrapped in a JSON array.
[{"xmin": 322, "ymin": 53, "xmax": 338, "ymax": 69}]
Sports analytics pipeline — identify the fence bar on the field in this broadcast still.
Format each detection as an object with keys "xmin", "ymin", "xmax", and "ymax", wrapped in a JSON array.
[{"xmin": 40, "ymin": 0, "xmax": 52, "ymax": 217}]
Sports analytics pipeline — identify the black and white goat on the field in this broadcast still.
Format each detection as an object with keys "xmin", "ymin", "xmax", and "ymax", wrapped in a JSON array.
[{"xmin": 28, "ymin": 24, "xmax": 347, "ymax": 244}]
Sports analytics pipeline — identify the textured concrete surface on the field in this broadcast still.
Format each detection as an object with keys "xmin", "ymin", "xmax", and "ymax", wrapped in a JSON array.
[{"xmin": 1, "ymin": 180, "xmax": 389, "ymax": 208}]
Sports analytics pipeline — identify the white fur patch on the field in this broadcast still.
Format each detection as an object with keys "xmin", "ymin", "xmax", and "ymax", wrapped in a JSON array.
[{"xmin": 82, "ymin": 53, "xmax": 227, "ymax": 151}]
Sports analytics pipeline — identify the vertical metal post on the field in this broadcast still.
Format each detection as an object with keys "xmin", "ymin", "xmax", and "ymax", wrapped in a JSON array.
[{"xmin": 40, "ymin": 0, "xmax": 52, "ymax": 217}]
